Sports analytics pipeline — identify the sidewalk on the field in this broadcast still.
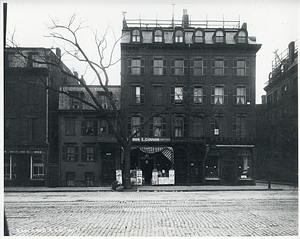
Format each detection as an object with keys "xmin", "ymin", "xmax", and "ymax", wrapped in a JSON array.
[{"xmin": 3, "ymin": 182, "xmax": 297, "ymax": 192}]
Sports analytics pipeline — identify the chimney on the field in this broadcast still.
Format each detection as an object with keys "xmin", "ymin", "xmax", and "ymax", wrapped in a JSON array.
[
  {"xmin": 182, "ymin": 9, "xmax": 189, "ymax": 28},
  {"xmin": 73, "ymin": 71, "xmax": 78, "ymax": 78},
  {"xmin": 56, "ymin": 48, "xmax": 61, "ymax": 58},
  {"xmin": 288, "ymin": 41, "xmax": 295, "ymax": 66},
  {"xmin": 241, "ymin": 22, "xmax": 247, "ymax": 30}
]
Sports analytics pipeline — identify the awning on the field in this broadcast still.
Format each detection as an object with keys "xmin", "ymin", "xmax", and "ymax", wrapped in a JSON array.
[{"xmin": 131, "ymin": 146, "xmax": 174, "ymax": 163}]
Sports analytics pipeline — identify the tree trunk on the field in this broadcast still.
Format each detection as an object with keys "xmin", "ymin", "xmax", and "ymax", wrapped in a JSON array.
[{"xmin": 123, "ymin": 144, "xmax": 132, "ymax": 189}]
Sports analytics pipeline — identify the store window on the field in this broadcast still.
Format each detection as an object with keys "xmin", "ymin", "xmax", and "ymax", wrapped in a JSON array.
[
  {"xmin": 132, "ymin": 30, "xmax": 141, "ymax": 42},
  {"xmin": 154, "ymin": 30, "xmax": 163, "ymax": 42},
  {"xmin": 127, "ymin": 58, "xmax": 145, "ymax": 75},
  {"xmin": 31, "ymin": 155, "xmax": 44, "ymax": 180},
  {"xmin": 205, "ymin": 156, "xmax": 219, "ymax": 178},
  {"xmin": 81, "ymin": 120, "xmax": 97, "ymax": 136},
  {"xmin": 131, "ymin": 85, "xmax": 145, "ymax": 104},
  {"xmin": 190, "ymin": 59, "xmax": 207, "ymax": 76},
  {"xmin": 238, "ymin": 155, "xmax": 252, "ymax": 178},
  {"xmin": 4, "ymin": 154, "xmax": 16, "ymax": 180}
]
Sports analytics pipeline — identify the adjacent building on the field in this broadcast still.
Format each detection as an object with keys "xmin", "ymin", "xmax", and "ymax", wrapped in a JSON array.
[
  {"xmin": 4, "ymin": 47, "xmax": 76, "ymax": 187},
  {"xmin": 58, "ymin": 85, "xmax": 121, "ymax": 186},
  {"xmin": 257, "ymin": 41, "xmax": 298, "ymax": 184},
  {"xmin": 121, "ymin": 10, "xmax": 261, "ymax": 185}
]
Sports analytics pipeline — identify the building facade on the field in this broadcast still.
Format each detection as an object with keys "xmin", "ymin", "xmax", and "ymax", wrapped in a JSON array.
[
  {"xmin": 4, "ymin": 47, "xmax": 76, "ymax": 187},
  {"xmin": 121, "ymin": 11, "xmax": 261, "ymax": 185},
  {"xmin": 257, "ymin": 41, "xmax": 298, "ymax": 184},
  {"xmin": 58, "ymin": 85, "xmax": 121, "ymax": 186}
]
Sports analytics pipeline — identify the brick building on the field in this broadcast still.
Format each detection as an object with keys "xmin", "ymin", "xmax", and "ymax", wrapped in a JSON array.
[
  {"xmin": 4, "ymin": 47, "xmax": 76, "ymax": 187},
  {"xmin": 58, "ymin": 85, "xmax": 121, "ymax": 186},
  {"xmin": 257, "ymin": 41, "xmax": 298, "ymax": 184},
  {"xmin": 121, "ymin": 10, "xmax": 261, "ymax": 185}
]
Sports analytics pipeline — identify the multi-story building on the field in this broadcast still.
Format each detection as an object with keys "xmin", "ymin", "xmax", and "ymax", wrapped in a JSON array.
[
  {"xmin": 257, "ymin": 41, "xmax": 298, "ymax": 184},
  {"xmin": 58, "ymin": 85, "xmax": 121, "ymax": 186},
  {"xmin": 121, "ymin": 10, "xmax": 261, "ymax": 185},
  {"xmin": 4, "ymin": 47, "xmax": 76, "ymax": 187}
]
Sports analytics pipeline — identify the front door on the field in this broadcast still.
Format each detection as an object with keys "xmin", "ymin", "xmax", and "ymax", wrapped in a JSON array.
[
  {"xmin": 222, "ymin": 161, "xmax": 235, "ymax": 185},
  {"xmin": 189, "ymin": 161, "xmax": 203, "ymax": 184},
  {"xmin": 102, "ymin": 160, "xmax": 115, "ymax": 185}
]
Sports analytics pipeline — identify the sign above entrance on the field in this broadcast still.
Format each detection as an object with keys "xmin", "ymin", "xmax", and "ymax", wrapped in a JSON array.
[{"xmin": 132, "ymin": 137, "xmax": 171, "ymax": 142}]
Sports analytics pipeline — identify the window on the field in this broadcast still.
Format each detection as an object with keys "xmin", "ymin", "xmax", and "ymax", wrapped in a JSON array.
[
  {"xmin": 85, "ymin": 172, "xmax": 94, "ymax": 186},
  {"xmin": 99, "ymin": 119, "xmax": 108, "ymax": 134},
  {"xmin": 215, "ymin": 30, "xmax": 224, "ymax": 43},
  {"xmin": 66, "ymin": 172, "xmax": 75, "ymax": 186},
  {"xmin": 65, "ymin": 118, "xmax": 76, "ymax": 135},
  {"xmin": 69, "ymin": 91, "xmax": 83, "ymax": 109},
  {"xmin": 233, "ymin": 59, "xmax": 250, "ymax": 76},
  {"xmin": 154, "ymin": 30, "xmax": 163, "ymax": 42},
  {"xmin": 8, "ymin": 53, "xmax": 27, "ymax": 67},
  {"xmin": 171, "ymin": 59, "xmax": 188, "ymax": 75},
  {"xmin": 150, "ymin": 117, "xmax": 166, "ymax": 137},
  {"xmin": 131, "ymin": 85, "xmax": 145, "ymax": 104},
  {"xmin": 236, "ymin": 31, "xmax": 247, "ymax": 43},
  {"xmin": 190, "ymin": 59, "xmax": 207, "ymax": 76},
  {"xmin": 190, "ymin": 116, "xmax": 204, "ymax": 137},
  {"xmin": 238, "ymin": 154, "xmax": 252, "ymax": 178},
  {"xmin": 98, "ymin": 92, "xmax": 110, "ymax": 109},
  {"xmin": 205, "ymin": 156, "xmax": 219, "ymax": 178},
  {"xmin": 4, "ymin": 154, "xmax": 16, "ymax": 180},
  {"xmin": 153, "ymin": 85, "xmax": 163, "ymax": 105},
  {"xmin": 174, "ymin": 30, "xmax": 184, "ymax": 43},
  {"xmin": 62, "ymin": 145, "xmax": 79, "ymax": 161},
  {"xmin": 194, "ymin": 30, "xmax": 204, "ymax": 43},
  {"xmin": 233, "ymin": 114, "xmax": 247, "ymax": 137},
  {"xmin": 81, "ymin": 120, "xmax": 97, "ymax": 136},
  {"xmin": 132, "ymin": 30, "xmax": 141, "ymax": 42},
  {"xmin": 128, "ymin": 115, "xmax": 144, "ymax": 137},
  {"xmin": 151, "ymin": 58, "xmax": 166, "ymax": 75},
  {"xmin": 173, "ymin": 116, "xmax": 187, "ymax": 137},
  {"xmin": 193, "ymin": 86, "xmax": 203, "ymax": 104},
  {"xmin": 31, "ymin": 155, "xmax": 44, "ymax": 180},
  {"xmin": 233, "ymin": 86, "xmax": 248, "ymax": 105},
  {"xmin": 211, "ymin": 59, "xmax": 227, "ymax": 76},
  {"xmin": 171, "ymin": 86, "xmax": 184, "ymax": 104},
  {"xmin": 211, "ymin": 86, "xmax": 227, "ymax": 105},
  {"xmin": 82, "ymin": 146, "xmax": 96, "ymax": 161},
  {"xmin": 211, "ymin": 115, "xmax": 225, "ymax": 136},
  {"xmin": 128, "ymin": 58, "xmax": 145, "ymax": 75}
]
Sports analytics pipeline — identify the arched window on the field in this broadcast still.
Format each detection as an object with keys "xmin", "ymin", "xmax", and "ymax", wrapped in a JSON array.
[
  {"xmin": 194, "ymin": 30, "xmax": 204, "ymax": 43},
  {"xmin": 237, "ymin": 31, "xmax": 247, "ymax": 43},
  {"xmin": 174, "ymin": 30, "xmax": 184, "ymax": 43},
  {"xmin": 215, "ymin": 30, "xmax": 224, "ymax": 43},
  {"xmin": 132, "ymin": 30, "xmax": 141, "ymax": 42},
  {"xmin": 154, "ymin": 30, "xmax": 163, "ymax": 42}
]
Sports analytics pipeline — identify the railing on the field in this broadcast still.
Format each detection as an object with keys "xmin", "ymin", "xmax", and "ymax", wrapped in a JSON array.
[{"xmin": 125, "ymin": 19, "xmax": 240, "ymax": 29}]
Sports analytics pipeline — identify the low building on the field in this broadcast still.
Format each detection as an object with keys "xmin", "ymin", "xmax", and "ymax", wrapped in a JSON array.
[{"xmin": 58, "ymin": 85, "xmax": 121, "ymax": 186}]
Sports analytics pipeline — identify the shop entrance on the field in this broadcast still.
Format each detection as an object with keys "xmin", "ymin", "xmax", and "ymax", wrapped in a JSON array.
[
  {"xmin": 222, "ymin": 161, "xmax": 235, "ymax": 185},
  {"xmin": 189, "ymin": 161, "xmax": 203, "ymax": 184}
]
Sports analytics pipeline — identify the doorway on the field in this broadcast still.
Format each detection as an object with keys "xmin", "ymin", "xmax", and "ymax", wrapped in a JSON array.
[{"xmin": 222, "ymin": 161, "xmax": 235, "ymax": 185}]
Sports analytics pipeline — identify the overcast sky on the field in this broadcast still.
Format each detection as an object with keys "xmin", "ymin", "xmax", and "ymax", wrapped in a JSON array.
[{"xmin": 3, "ymin": 0, "xmax": 299, "ymax": 103}]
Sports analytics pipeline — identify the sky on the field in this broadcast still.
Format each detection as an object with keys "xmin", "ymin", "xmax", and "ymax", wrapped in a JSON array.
[{"xmin": 2, "ymin": 0, "xmax": 299, "ymax": 103}]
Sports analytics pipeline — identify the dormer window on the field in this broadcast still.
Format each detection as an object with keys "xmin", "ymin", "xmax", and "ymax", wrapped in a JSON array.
[
  {"xmin": 132, "ymin": 30, "xmax": 141, "ymax": 42},
  {"xmin": 236, "ymin": 30, "xmax": 247, "ymax": 44},
  {"xmin": 154, "ymin": 30, "xmax": 163, "ymax": 42},
  {"xmin": 214, "ymin": 30, "xmax": 225, "ymax": 43},
  {"xmin": 194, "ymin": 30, "xmax": 204, "ymax": 43},
  {"xmin": 174, "ymin": 30, "xmax": 184, "ymax": 43}
]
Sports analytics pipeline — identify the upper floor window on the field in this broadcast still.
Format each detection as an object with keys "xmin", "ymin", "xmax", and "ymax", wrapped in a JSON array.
[
  {"xmin": 150, "ymin": 58, "xmax": 166, "ymax": 75},
  {"xmin": 173, "ymin": 116, "xmax": 187, "ymax": 137},
  {"xmin": 81, "ymin": 120, "xmax": 98, "ymax": 136},
  {"xmin": 132, "ymin": 30, "xmax": 141, "ymax": 42},
  {"xmin": 150, "ymin": 117, "xmax": 166, "ymax": 137},
  {"xmin": 233, "ymin": 86, "xmax": 249, "ymax": 105},
  {"xmin": 193, "ymin": 86, "xmax": 206, "ymax": 104},
  {"xmin": 233, "ymin": 59, "xmax": 250, "ymax": 76},
  {"xmin": 211, "ymin": 114, "xmax": 225, "ymax": 136},
  {"xmin": 211, "ymin": 86, "xmax": 227, "ymax": 105},
  {"xmin": 99, "ymin": 119, "xmax": 108, "ymax": 134},
  {"xmin": 194, "ymin": 30, "xmax": 204, "ymax": 43},
  {"xmin": 171, "ymin": 59, "xmax": 188, "ymax": 75},
  {"xmin": 82, "ymin": 145, "xmax": 97, "ymax": 161},
  {"xmin": 211, "ymin": 59, "xmax": 228, "ymax": 76},
  {"xmin": 154, "ymin": 30, "xmax": 163, "ymax": 42},
  {"xmin": 171, "ymin": 86, "xmax": 184, "ymax": 104},
  {"xmin": 69, "ymin": 91, "xmax": 83, "ymax": 109},
  {"xmin": 127, "ymin": 58, "xmax": 145, "ymax": 75},
  {"xmin": 214, "ymin": 30, "xmax": 225, "ymax": 43},
  {"xmin": 131, "ymin": 85, "xmax": 145, "ymax": 104},
  {"xmin": 97, "ymin": 92, "xmax": 111, "ymax": 109},
  {"xmin": 190, "ymin": 59, "xmax": 207, "ymax": 76},
  {"xmin": 153, "ymin": 85, "xmax": 163, "ymax": 105},
  {"xmin": 174, "ymin": 30, "xmax": 184, "ymax": 43},
  {"xmin": 62, "ymin": 145, "xmax": 79, "ymax": 161},
  {"xmin": 128, "ymin": 115, "xmax": 144, "ymax": 137},
  {"xmin": 233, "ymin": 114, "xmax": 247, "ymax": 137},
  {"xmin": 236, "ymin": 30, "xmax": 247, "ymax": 44}
]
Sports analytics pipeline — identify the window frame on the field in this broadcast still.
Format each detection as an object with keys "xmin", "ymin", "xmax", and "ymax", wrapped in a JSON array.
[
  {"xmin": 214, "ymin": 29, "xmax": 225, "ymax": 44},
  {"xmin": 131, "ymin": 85, "xmax": 145, "ymax": 104},
  {"xmin": 235, "ymin": 30, "xmax": 248, "ymax": 44},
  {"xmin": 31, "ymin": 155, "xmax": 45, "ymax": 180},
  {"xmin": 150, "ymin": 58, "xmax": 167, "ymax": 75},
  {"xmin": 171, "ymin": 86, "xmax": 185, "ymax": 104},
  {"xmin": 171, "ymin": 58, "xmax": 188, "ymax": 75},
  {"xmin": 128, "ymin": 115, "xmax": 144, "ymax": 138},
  {"xmin": 194, "ymin": 29, "xmax": 204, "ymax": 43},
  {"xmin": 190, "ymin": 58, "xmax": 207, "ymax": 76},
  {"xmin": 81, "ymin": 145, "xmax": 97, "ymax": 162},
  {"xmin": 131, "ymin": 29, "xmax": 141, "ymax": 42},
  {"xmin": 153, "ymin": 29, "xmax": 163, "ymax": 43},
  {"xmin": 174, "ymin": 30, "xmax": 184, "ymax": 43},
  {"xmin": 152, "ymin": 85, "xmax": 163, "ymax": 105},
  {"xmin": 62, "ymin": 145, "xmax": 79, "ymax": 162},
  {"xmin": 81, "ymin": 119, "xmax": 98, "ymax": 136},
  {"xmin": 211, "ymin": 59, "xmax": 228, "ymax": 76},
  {"xmin": 211, "ymin": 85, "xmax": 228, "ymax": 105},
  {"xmin": 233, "ymin": 59, "xmax": 250, "ymax": 76},
  {"xmin": 193, "ymin": 85, "xmax": 206, "ymax": 104},
  {"xmin": 233, "ymin": 114, "xmax": 247, "ymax": 137},
  {"xmin": 173, "ymin": 115, "xmax": 187, "ymax": 137},
  {"xmin": 127, "ymin": 58, "xmax": 145, "ymax": 75}
]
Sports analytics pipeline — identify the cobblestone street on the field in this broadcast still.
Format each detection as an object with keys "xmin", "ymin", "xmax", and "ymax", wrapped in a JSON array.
[{"xmin": 4, "ymin": 189, "xmax": 298, "ymax": 237}]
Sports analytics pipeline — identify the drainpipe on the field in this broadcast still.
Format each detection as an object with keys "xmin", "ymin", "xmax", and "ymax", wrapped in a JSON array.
[
  {"xmin": 45, "ymin": 76, "xmax": 49, "ymax": 187},
  {"xmin": 187, "ymin": 43, "xmax": 191, "ymax": 186}
]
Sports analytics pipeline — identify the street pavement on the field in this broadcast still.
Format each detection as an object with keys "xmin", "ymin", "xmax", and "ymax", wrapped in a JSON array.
[{"xmin": 3, "ymin": 183, "xmax": 298, "ymax": 237}]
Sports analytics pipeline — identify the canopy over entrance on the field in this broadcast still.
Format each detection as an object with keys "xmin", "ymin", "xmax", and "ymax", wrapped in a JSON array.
[{"xmin": 131, "ymin": 146, "xmax": 174, "ymax": 163}]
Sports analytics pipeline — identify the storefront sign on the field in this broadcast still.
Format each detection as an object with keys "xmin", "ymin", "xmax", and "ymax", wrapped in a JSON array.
[
  {"xmin": 4, "ymin": 150, "xmax": 43, "ymax": 154},
  {"xmin": 132, "ymin": 137, "xmax": 171, "ymax": 142}
]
